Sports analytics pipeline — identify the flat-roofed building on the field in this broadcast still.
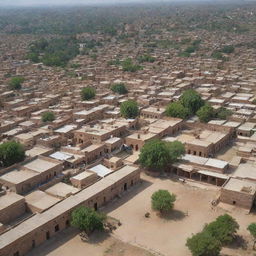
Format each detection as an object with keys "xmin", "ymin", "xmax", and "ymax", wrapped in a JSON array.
[
  {"xmin": 125, "ymin": 132, "xmax": 158, "ymax": 151},
  {"xmin": 0, "ymin": 169, "xmax": 40, "ymax": 194},
  {"xmin": 140, "ymin": 106, "xmax": 165, "ymax": 119},
  {"xmin": 45, "ymin": 182, "xmax": 80, "ymax": 199},
  {"xmin": 70, "ymin": 171, "xmax": 98, "ymax": 189},
  {"xmin": 0, "ymin": 192, "xmax": 26, "ymax": 224},
  {"xmin": 0, "ymin": 165, "xmax": 140, "ymax": 256},
  {"xmin": 220, "ymin": 177, "xmax": 256, "ymax": 210},
  {"xmin": 25, "ymin": 190, "xmax": 60, "ymax": 213}
]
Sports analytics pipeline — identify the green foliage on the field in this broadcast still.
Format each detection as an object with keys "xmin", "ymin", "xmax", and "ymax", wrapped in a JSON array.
[
  {"xmin": 139, "ymin": 139, "xmax": 185, "ymax": 171},
  {"xmin": 120, "ymin": 100, "xmax": 139, "ymax": 119},
  {"xmin": 139, "ymin": 139, "xmax": 170, "ymax": 171},
  {"xmin": 28, "ymin": 37, "xmax": 79, "ymax": 67},
  {"xmin": 71, "ymin": 206, "xmax": 106, "ymax": 233},
  {"xmin": 41, "ymin": 111, "xmax": 55, "ymax": 122},
  {"xmin": 0, "ymin": 141, "xmax": 25, "ymax": 167},
  {"xmin": 122, "ymin": 58, "xmax": 143, "ymax": 72},
  {"xmin": 247, "ymin": 223, "xmax": 256, "ymax": 239},
  {"xmin": 186, "ymin": 231, "xmax": 221, "ymax": 256},
  {"xmin": 26, "ymin": 52, "xmax": 39, "ymax": 63},
  {"xmin": 196, "ymin": 104, "xmax": 215, "ymax": 123},
  {"xmin": 221, "ymin": 45, "xmax": 235, "ymax": 54},
  {"xmin": 70, "ymin": 63, "xmax": 81, "ymax": 69},
  {"xmin": 216, "ymin": 107, "xmax": 232, "ymax": 120},
  {"xmin": 185, "ymin": 45, "xmax": 197, "ymax": 54},
  {"xmin": 167, "ymin": 141, "xmax": 186, "ymax": 163},
  {"xmin": 8, "ymin": 76, "xmax": 25, "ymax": 90},
  {"xmin": 137, "ymin": 54, "xmax": 155, "ymax": 63},
  {"xmin": 151, "ymin": 190, "xmax": 176, "ymax": 213},
  {"xmin": 179, "ymin": 39, "xmax": 201, "ymax": 57},
  {"xmin": 111, "ymin": 83, "xmax": 128, "ymax": 94},
  {"xmin": 180, "ymin": 89, "xmax": 205, "ymax": 114},
  {"xmin": 204, "ymin": 214, "xmax": 239, "ymax": 245},
  {"xmin": 81, "ymin": 87, "xmax": 96, "ymax": 101},
  {"xmin": 211, "ymin": 51, "xmax": 224, "ymax": 60},
  {"xmin": 252, "ymin": 99, "xmax": 256, "ymax": 105},
  {"xmin": 178, "ymin": 51, "xmax": 191, "ymax": 57},
  {"xmin": 107, "ymin": 59, "xmax": 121, "ymax": 66},
  {"xmin": 166, "ymin": 102, "xmax": 190, "ymax": 119}
]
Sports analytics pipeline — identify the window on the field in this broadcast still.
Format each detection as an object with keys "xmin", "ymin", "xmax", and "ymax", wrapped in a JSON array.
[
  {"xmin": 32, "ymin": 240, "xmax": 36, "ymax": 248},
  {"xmin": 55, "ymin": 224, "xmax": 59, "ymax": 232},
  {"xmin": 66, "ymin": 220, "xmax": 70, "ymax": 227},
  {"xmin": 13, "ymin": 252, "xmax": 19, "ymax": 256},
  {"xmin": 46, "ymin": 231, "xmax": 50, "ymax": 240}
]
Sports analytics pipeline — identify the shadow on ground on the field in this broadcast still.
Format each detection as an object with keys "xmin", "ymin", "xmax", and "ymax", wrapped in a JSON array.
[
  {"xmin": 103, "ymin": 179, "xmax": 153, "ymax": 214},
  {"xmin": 157, "ymin": 209, "xmax": 187, "ymax": 221},
  {"xmin": 27, "ymin": 227, "xmax": 79, "ymax": 256},
  {"xmin": 225, "ymin": 235, "xmax": 248, "ymax": 250}
]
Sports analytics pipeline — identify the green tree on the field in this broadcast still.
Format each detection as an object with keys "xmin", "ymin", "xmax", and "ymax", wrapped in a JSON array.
[
  {"xmin": 204, "ymin": 214, "xmax": 239, "ymax": 245},
  {"xmin": 139, "ymin": 139, "xmax": 170, "ymax": 171},
  {"xmin": 71, "ymin": 206, "xmax": 106, "ymax": 234},
  {"xmin": 42, "ymin": 111, "xmax": 55, "ymax": 122},
  {"xmin": 120, "ymin": 100, "xmax": 139, "ymax": 119},
  {"xmin": 196, "ymin": 104, "xmax": 215, "ymax": 123},
  {"xmin": 27, "ymin": 52, "xmax": 39, "ymax": 63},
  {"xmin": 216, "ymin": 107, "xmax": 232, "ymax": 120},
  {"xmin": 0, "ymin": 141, "xmax": 25, "ymax": 167},
  {"xmin": 252, "ymin": 99, "xmax": 256, "ymax": 105},
  {"xmin": 122, "ymin": 58, "xmax": 143, "ymax": 72},
  {"xmin": 186, "ymin": 231, "xmax": 221, "ymax": 256},
  {"xmin": 139, "ymin": 140, "xmax": 184, "ymax": 172},
  {"xmin": 81, "ymin": 87, "xmax": 96, "ymax": 101},
  {"xmin": 137, "ymin": 54, "xmax": 155, "ymax": 63},
  {"xmin": 166, "ymin": 102, "xmax": 190, "ymax": 119},
  {"xmin": 151, "ymin": 189, "xmax": 176, "ymax": 213},
  {"xmin": 167, "ymin": 141, "xmax": 186, "ymax": 163},
  {"xmin": 111, "ymin": 83, "xmax": 128, "ymax": 94},
  {"xmin": 180, "ymin": 89, "xmax": 204, "ymax": 114},
  {"xmin": 221, "ymin": 45, "xmax": 235, "ymax": 54},
  {"xmin": 247, "ymin": 223, "xmax": 256, "ymax": 249},
  {"xmin": 9, "ymin": 76, "xmax": 25, "ymax": 90}
]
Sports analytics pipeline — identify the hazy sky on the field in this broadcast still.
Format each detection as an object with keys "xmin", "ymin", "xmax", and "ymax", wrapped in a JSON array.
[
  {"xmin": 0, "ymin": 0, "xmax": 252, "ymax": 6},
  {"xmin": 0, "ymin": 0, "xmax": 222, "ymax": 7},
  {"xmin": 1, "ymin": 0, "xmax": 163, "ymax": 6}
]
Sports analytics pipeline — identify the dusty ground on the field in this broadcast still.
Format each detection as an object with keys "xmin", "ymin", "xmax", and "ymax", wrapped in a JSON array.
[
  {"xmin": 29, "ymin": 173, "xmax": 256, "ymax": 256},
  {"xmin": 28, "ymin": 228, "xmax": 154, "ymax": 256}
]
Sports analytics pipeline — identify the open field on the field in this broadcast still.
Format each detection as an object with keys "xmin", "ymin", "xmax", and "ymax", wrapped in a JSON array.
[{"xmin": 28, "ymin": 173, "xmax": 256, "ymax": 256}]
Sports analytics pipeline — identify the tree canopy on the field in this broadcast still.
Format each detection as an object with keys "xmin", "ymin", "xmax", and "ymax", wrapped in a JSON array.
[
  {"xmin": 166, "ymin": 102, "xmax": 190, "ymax": 119},
  {"xmin": 167, "ymin": 141, "xmax": 186, "ymax": 163},
  {"xmin": 151, "ymin": 189, "xmax": 176, "ymax": 213},
  {"xmin": 196, "ymin": 104, "xmax": 215, "ymax": 123},
  {"xmin": 137, "ymin": 54, "xmax": 156, "ymax": 63},
  {"xmin": 41, "ymin": 111, "xmax": 55, "ymax": 122},
  {"xmin": 180, "ymin": 89, "xmax": 205, "ymax": 114},
  {"xmin": 9, "ymin": 76, "xmax": 25, "ymax": 90},
  {"xmin": 71, "ymin": 206, "xmax": 106, "ymax": 233},
  {"xmin": 111, "ymin": 83, "xmax": 128, "ymax": 94},
  {"xmin": 81, "ymin": 87, "xmax": 96, "ymax": 101},
  {"xmin": 27, "ymin": 37, "xmax": 79, "ymax": 67},
  {"xmin": 204, "ymin": 214, "xmax": 239, "ymax": 245},
  {"xmin": 122, "ymin": 58, "xmax": 143, "ymax": 72},
  {"xmin": 0, "ymin": 141, "xmax": 25, "ymax": 168},
  {"xmin": 247, "ymin": 223, "xmax": 256, "ymax": 239},
  {"xmin": 216, "ymin": 107, "xmax": 232, "ymax": 120},
  {"xmin": 139, "ymin": 139, "xmax": 185, "ymax": 172},
  {"xmin": 120, "ymin": 100, "xmax": 139, "ymax": 119},
  {"xmin": 186, "ymin": 231, "xmax": 221, "ymax": 256}
]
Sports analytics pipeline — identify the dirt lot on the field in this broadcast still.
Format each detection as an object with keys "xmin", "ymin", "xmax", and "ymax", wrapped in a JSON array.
[
  {"xmin": 28, "ymin": 228, "xmax": 154, "ymax": 256},
  {"xmin": 29, "ymin": 173, "xmax": 256, "ymax": 256}
]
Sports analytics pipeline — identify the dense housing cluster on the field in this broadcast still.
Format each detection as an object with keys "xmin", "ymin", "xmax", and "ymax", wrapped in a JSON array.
[{"xmin": 0, "ymin": 2, "xmax": 256, "ymax": 256}]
